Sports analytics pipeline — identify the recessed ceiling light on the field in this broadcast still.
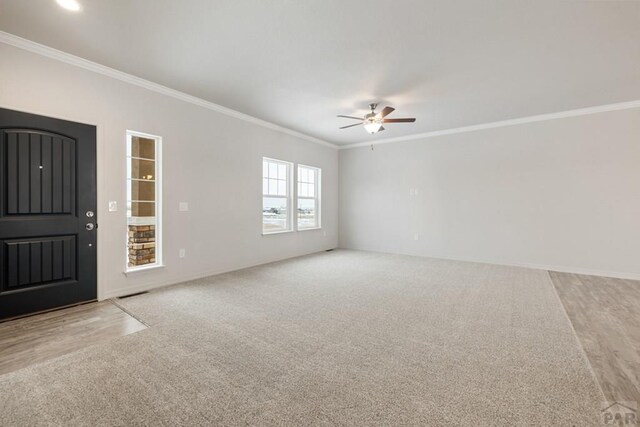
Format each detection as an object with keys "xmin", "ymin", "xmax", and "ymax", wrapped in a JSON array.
[{"xmin": 56, "ymin": 0, "xmax": 81, "ymax": 11}]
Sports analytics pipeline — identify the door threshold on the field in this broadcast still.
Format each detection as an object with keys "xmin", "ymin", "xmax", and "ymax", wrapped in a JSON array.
[{"xmin": 0, "ymin": 300, "xmax": 98, "ymax": 324}]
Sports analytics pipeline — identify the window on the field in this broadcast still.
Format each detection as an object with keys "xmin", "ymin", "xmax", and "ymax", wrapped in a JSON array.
[
  {"xmin": 297, "ymin": 165, "xmax": 321, "ymax": 230},
  {"xmin": 126, "ymin": 131, "xmax": 162, "ymax": 270},
  {"xmin": 262, "ymin": 158, "xmax": 292, "ymax": 234}
]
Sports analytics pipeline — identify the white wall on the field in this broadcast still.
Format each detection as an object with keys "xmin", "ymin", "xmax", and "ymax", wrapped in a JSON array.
[
  {"xmin": 339, "ymin": 107, "xmax": 640, "ymax": 279},
  {"xmin": 0, "ymin": 43, "xmax": 338, "ymax": 299}
]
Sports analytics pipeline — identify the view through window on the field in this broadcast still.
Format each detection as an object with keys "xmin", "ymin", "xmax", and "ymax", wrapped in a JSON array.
[
  {"xmin": 262, "ymin": 158, "xmax": 292, "ymax": 233},
  {"xmin": 297, "ymin": 165, "xmax": 321, "ymax": 229}
]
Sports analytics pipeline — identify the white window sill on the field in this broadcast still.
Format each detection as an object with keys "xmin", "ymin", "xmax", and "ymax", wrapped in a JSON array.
[
  {"xmin": 262, "ymin": 230, "xmax": 294, "ymax": 236},
  {"xmin": 124, "ymin": 264, "xmax": 165, "ymax": 276},
  {"xmin": 298, "ymin": 227, "xmax": 322, "ymax": 232}
]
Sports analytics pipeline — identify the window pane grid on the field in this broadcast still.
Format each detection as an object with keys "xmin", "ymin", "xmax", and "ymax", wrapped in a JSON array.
[
  {"xmin": 263, "ymin": 158, "xmax": 292, "ymax": 233},
  {"xmin": 297, "ymin": 165, "xmax": 320, "ymax": 229}
]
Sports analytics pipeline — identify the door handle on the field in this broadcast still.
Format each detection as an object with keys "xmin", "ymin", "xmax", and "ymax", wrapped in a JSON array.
[{"xmin": 86, "ymin": 223, "xmax": 95, "ymax": 231}]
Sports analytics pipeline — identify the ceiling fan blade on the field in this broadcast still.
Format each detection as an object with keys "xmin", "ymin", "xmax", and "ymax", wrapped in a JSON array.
[
  {"xmin": 383, "ymin": 118, "xmax": 416, "ymax": 123},
  {"xmin": 378, "ymin": 106, "xmax": 395, "ymax": 118},
  {"xmin": 339, "ymin": 123, "xmax": 363, "ymax": 129},
  {"xmin": 337, "ymin": 115, "xmax": 363, "ymax": 120}
]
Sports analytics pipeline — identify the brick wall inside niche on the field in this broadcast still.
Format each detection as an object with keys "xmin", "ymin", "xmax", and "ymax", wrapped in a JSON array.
[{"xmin": 128, "ymin": 225, "xmax": 155, "ymax": 267}]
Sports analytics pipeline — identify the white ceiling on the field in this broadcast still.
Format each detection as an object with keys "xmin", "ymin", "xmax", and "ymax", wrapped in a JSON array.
[{"xmin": 0, "ymin": 0, "xmax": 639, "ymax": 146}]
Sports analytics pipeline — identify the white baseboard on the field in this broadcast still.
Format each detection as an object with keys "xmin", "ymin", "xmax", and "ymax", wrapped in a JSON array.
[
  {"xmin": 99, "ymin": 246, "xmax": 337, "ymax": 300},
  {"xmin": 437, "ymin": 255, "xmax": 640, "ymax": 281},
  {"xmin": 340, "ymin": 246, "xmax": 640, "ymax": 281},
  {"xmin": 100, "ymin": 246, "xmax": 639, "ymax": 300}
]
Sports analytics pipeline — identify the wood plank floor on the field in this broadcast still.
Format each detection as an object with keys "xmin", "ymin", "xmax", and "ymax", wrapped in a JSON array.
[
  {"xmin": 550, "ymin": 271, "xmax": 640, "ymax": 405},
  {"xmin": 0, "ymin": 301, "xmax": 147, "ymax": 376}
]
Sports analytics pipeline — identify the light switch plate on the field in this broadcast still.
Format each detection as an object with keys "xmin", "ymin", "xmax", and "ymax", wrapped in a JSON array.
[
  {"xmin": 179, "ymin": 202, "xmax": 189, "ymax": 212},
  {"xmin": 108, "ymin": 201, "xmax": 117, "ymax": 212}
]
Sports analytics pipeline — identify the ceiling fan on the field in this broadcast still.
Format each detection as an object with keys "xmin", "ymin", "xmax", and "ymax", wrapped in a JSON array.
[{"xmin": 337, "ymin": 103, "xmax": 416, "ymax": 134}]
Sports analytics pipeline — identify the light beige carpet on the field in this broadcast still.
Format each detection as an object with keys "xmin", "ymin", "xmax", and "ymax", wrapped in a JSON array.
[{"xmin": 0, "ymin": 250, "xmax": 604, "ymax": 425}]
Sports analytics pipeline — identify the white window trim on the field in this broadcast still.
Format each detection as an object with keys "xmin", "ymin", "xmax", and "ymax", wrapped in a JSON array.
[
  {"xmin": 125, "ymin": 130, "xmax": 163, "ymax": 272},
  {"xmin": 297, "ymin": 164, "xmax": 321, "ymax": 231},
  {"xmin": 262, "ymin": 157, "xmax": 293, "ymax": 235},
  {"xmin": 123, "ymin": 263, "xmax": 165, "ymax": 276}
]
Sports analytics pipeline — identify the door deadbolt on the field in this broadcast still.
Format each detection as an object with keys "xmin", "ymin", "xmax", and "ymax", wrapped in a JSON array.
[{"xmin": 86, "ymin": 223, "xmax": 95, "ymax": 231}]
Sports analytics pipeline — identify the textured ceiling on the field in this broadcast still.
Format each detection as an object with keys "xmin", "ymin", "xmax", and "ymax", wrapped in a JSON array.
[{"xmin": 0, "ymin": 0, "xmax": 639, "ymax": 145}]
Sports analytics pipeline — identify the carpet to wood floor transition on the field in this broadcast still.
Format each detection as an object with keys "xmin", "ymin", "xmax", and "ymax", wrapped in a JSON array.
[
  {"xmin": 550, "ymin": 271, "xmax": 640, "ymax": 407},
  {"xmin": 0, "ymin": 250, "xmax": 608, "ymax": 425}
]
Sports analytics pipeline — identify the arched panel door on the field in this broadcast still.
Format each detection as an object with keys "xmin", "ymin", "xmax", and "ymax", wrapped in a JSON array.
[{"xmin": 0, "ymin": 108, "xmax": 96, "ymax": 320}]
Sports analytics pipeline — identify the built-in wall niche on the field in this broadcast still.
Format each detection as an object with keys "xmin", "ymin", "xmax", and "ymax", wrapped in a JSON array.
[{"xmin": 126, "ymin": 131, "xmax": 162, "ymax": 270}]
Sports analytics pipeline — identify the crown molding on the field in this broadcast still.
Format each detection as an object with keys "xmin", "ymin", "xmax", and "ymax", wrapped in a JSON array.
[
  {"xmin": 4, "ymin": 30, "xmax": 638, "ymax": 152},
  {"xmin": 0, "ymin": 31, "xmax": 338, "ymax": 150},
  {"xmin": 339, "ymin": 99, "xmax": 640, "ymax": 150}
]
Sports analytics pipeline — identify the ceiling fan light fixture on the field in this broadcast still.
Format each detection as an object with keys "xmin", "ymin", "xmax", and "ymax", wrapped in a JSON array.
[
  {"xmin": 364, "ymin": 122, "xmax": 383, "ymax": 134},
  {"xmin": 56, "ymin": 0, "xmax": 81, "ymax": 11},
  {"xmin": 363, "ymin": 114, "xmax": 383, "ymax": 134}
]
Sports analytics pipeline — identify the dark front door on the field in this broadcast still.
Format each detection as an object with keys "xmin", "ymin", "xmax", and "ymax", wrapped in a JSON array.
[{"xmin": 0, "ymin": 108, "xmax": 97, "ymax": 320}]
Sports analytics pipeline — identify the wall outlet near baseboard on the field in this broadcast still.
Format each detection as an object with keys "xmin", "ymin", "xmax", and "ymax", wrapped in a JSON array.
[
  {"xmin": 179, "ymin": 202, "xmax": 189, "ymax": 212},
  {"xmin": 179, "ymin": 248, "xmax": 186, "ymax": 258},
  {"xmin": 413, "ymin": 233, "xmax": 419, "ymax": 241}
]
